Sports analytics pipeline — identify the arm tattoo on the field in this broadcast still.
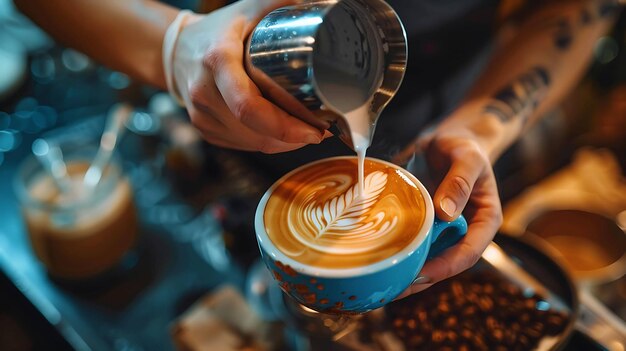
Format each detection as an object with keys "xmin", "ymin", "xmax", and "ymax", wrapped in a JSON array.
[
  {"xmin": 554, "ymin": 0, "xmax": 621, "ymax": 51},
  {"xmin": 555, "ymin": 19, "xmax": 573, "ymax": 50},
  {"xmin": 598, "ymin": 0, "xmax": 620, "ymax": 18},
  {"xmin": 483, "ymin": 67, "xmax": 551, "ymax": 124},
  {"xmin": 580, "ymin": 0, "xmax": 620, "ymax": 25},
  {"xmin": 483, "ymin": 1, "xmax": 616, "ymax": 124}
]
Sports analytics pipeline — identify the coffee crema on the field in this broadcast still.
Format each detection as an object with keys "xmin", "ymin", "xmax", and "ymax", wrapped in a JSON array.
[{"xmin": 264, "ymin": 158, "xmax": 425, "ymax": 269}]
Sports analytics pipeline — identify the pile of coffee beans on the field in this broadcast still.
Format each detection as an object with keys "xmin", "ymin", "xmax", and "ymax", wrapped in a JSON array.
[{"xmin": 381, "ymin": 270, "xmax": 568, "ymax": 351}]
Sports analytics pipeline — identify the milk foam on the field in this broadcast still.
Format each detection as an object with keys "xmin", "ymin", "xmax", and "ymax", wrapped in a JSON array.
[
  {"xmin": 288, "ymin": 171, "xmax": 398, "ymax": 255},
  {"xmin": 265, "ymin": 158, "xmax": 426, "ymax": 269}
]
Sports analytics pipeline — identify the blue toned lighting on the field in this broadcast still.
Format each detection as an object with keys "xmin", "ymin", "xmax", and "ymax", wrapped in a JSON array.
[
  {"xmin": 269, "ymin": 16, "xmax": 323, "ymax": 29},
  {"xmin": 536, "ymin": 300, "xmax": 551, "ymax": 311}
]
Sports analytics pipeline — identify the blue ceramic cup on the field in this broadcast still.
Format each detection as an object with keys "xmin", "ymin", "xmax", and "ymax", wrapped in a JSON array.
[{"xmin": 255, "ymin": 157, "xmax": 467, "ymax": 314}]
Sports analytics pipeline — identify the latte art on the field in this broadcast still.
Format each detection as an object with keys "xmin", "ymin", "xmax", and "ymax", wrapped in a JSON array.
[
  {"xmin": 290, "ymin": 171, "xmax": 397, "ymax": 255},
  {"xmin": 264, "ymin": 158, "xmax": 426, "ymax": 269}
]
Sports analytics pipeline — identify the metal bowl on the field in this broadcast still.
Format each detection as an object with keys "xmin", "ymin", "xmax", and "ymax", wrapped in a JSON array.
[{"xmin": 525, "ymin": 209, "xmax": 626, "ymax": 286}]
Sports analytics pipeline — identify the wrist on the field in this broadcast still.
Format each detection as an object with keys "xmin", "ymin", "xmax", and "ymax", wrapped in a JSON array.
[
  {"xmin": 162, "ymin": 10, "xmax": 201, "ymax": 105},
  {"xmin": 442, "ymin": 98, "xmax": 523, "ymax": 163}
]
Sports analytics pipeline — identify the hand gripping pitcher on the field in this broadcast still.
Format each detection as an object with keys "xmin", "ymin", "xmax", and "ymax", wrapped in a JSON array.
[{"xmin": 245, "ymin": 0, "xmax": 408, "ymax": 150}]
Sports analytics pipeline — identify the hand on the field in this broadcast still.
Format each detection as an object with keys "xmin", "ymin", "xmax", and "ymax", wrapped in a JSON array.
[
  {"xmin": 167, "ymin": 0, "xmax": 325, "ymax": 153},
  {"xmin": 393, "ymin": 126, "xmax": 503, "ymax": 299}
]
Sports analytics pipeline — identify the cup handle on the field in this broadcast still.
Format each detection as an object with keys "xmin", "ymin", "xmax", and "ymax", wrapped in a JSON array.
[{"xmin": 427, "ymin": 215, "xmax": 468, "ymax": 259}]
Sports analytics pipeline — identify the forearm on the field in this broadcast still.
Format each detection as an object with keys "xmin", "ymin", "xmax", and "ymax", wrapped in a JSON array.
[
  {"xmin": 444, "ymin": 0, "xmax": 621, "ymax": 162},
  {"xmin": 14, "ymin": 0, "xmax": 178, "ymax": 88}
]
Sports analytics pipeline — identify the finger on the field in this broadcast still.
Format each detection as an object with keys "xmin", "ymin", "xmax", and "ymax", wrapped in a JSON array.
[
  {"xmin": 182, "ymin": 68, "xmax": 235, "ymax": 134},
  {"xmin": 196, "ymin": 112, "xmax": 310, "ymax": 153},
  {"xmin": 187, "ymin": 92, "xmax": 309, "ymax": 153},
  {"xmin": 432, "ymin": 148, "xmax": 487, "ymax": 221},
  {"xmin": 397, "ymin": 176, "xmax": 502, "ymax": 299},
  {"xmin": 186, "ymin": 99, "xmax": 228, "ymax": 134},
  {"xmin": 395, "ymin": 283, "xmax": 433, "ymax": 301},
  {"xmin": 202, "ymin": 131, "xmax": 308, "ymax": 153},
  {"xmin": 396, "ymin": 214, "xmax": 498, "ymax": 300},
  {"xmin": 419, "ymin": 181, "xmax": 502, "ymax": 282},
  {"xmin": 207, "ymin": 41, "xmax": 324, "ymax": 144}
]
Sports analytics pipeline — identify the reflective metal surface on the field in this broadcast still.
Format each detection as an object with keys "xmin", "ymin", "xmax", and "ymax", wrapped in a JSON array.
[
  {"xmin": 525, "ymin": 210, "xmax": 626, "ymax": 286},
  {"xmin": 246, "ymin": 0, "xmax": 407, "ymax": 149}
]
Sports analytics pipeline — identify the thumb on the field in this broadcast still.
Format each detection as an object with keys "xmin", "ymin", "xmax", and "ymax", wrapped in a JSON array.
[{"xmin": 432, "ymin": 154, "xmax": 483, "ymax": 221}]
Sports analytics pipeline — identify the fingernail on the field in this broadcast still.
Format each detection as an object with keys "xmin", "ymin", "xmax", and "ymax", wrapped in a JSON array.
[
  {"xmin": 305, "ymin": 134, "xmax": 322, "ymax": 144},
  {"xmin": 440, "ymin": 197, "xmax": 457, "ymax": 217},
  {"xmin": 411, "ymin": 275, "xmax": 431, "ymax": 285}
]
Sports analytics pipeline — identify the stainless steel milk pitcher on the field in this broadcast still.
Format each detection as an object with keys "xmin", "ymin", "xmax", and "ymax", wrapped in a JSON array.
[{"xmin": 245, "ymin": 0, "xmax": 407, "ymax": 149}]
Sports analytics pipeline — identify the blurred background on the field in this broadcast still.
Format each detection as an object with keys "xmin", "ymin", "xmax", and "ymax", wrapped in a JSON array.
[{"xmin": 0, "ymin": 0, "xmax": 625, "ymax": 350}]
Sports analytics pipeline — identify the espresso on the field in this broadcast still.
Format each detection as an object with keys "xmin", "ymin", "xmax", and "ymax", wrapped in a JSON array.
[
  {"xmin": 264, "ymin": 158, "xmax": 425, "ymax": 269},
  {"xmin": 24, "ymin": 162, "xmax": 137, "ymax": 279}
]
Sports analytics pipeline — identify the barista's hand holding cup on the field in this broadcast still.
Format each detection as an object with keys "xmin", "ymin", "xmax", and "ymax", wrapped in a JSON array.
[{"xmin": 255, "ymin": 157, "xmax": 467, "ymax": 313}]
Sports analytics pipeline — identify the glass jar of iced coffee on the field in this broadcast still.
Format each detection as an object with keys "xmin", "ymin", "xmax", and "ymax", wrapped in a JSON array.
[{"xmin": 14, "ymin": 145, "xmax": 138, "ymax": 280}]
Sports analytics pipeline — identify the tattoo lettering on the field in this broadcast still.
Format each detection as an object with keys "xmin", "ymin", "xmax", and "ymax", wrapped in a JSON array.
[
  {"xmin": 557, "ymin": 0, "xmax": 622, "ymax": 50},
  {"xmin": 598, "ymin": 0, "xmax": 620, "ymax": 18},
  {"xmin": 554, "ymin": 19, "xmax": 573, "ymax": 50},
  {"xmin": 484, "ymin": 67, "xmax": 551, "ymax": 124},
  {"xmin": 580, "ymin": 0, "xmax": 620, "ymax": 26}
]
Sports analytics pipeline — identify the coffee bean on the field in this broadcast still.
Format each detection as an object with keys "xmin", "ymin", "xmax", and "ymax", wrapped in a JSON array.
[
  {"xmin": 504, "ymin": 283, "xmax": 521, "ymax": 296},
  {"xmin": 445, "ymin": 316, "xmax": 458, "ymax": 328},
  {"xmin": 483, "ymin": 284, "xmax": 495, "ymax": 294},
  {"xmin": 466, "ymin": 292, "xmax": 479, "ymax": 304},
  {"xmin": 470, "ymin": 283, "xmax": 482, "ymax": 293},
  {"xmin": 432, "ymin": 330, "xmax": 446, "ymax": 343},
  {"xmin": 478, "ymin": 296, "xmax": 494, "ymax": 312},
  {"xmin": 384, "ymin": 270, "xmax": 568, "ymax": 351},
  {"xmin": 406, "ymin": 319, "xmax": 417, "ymax": 330},
  {"xmin": 524, "ymin": 299, "xmax": 537, "ymax": 310},
  {"xmin": 462, "ymin": 305, "xmax": 477, "ymax": 317},
  {"xmin": 451, "ymin": 282, "xmax": 464, "ymax": 297},
  {"xmin": 486, "ymin": 316, "xmax": 498, "ymax": 330},
  {"xmin": 490, "ymin": 328, "xmax": 504, "ymax": 342},
  {"xmin": 417, "ymin": 309, "xmax": 427, "ymax": 323}
]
